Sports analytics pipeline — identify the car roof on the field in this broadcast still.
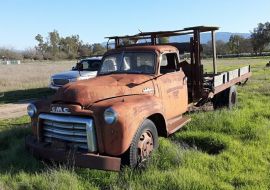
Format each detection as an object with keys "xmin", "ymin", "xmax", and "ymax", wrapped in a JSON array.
[{"xmin": 81, "ymin": 56, "xmax": 102, "ymax": 61}]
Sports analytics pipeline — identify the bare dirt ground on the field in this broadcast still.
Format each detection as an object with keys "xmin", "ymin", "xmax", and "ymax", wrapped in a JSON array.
[
  {"xmin": 0, "ymin": 60, "xmax": 73, "ymax": 120},
  {"xmin": 0, "ymin": 100, "xmax": 33, "ymax": 120}
]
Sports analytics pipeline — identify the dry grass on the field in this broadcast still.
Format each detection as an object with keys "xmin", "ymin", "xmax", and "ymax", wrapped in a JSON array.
[
  {"xmin": 0, "ymin": 57, "xmax": 270, "ymax": 189},
  {"xmin": 1, "ymin": 57, "xmax": 269, "ymax": 93},
  {"xmin": 202, "ymin": 57, "xmax": 270, "ymax": 72},
  {"xmin": 0, "ymin": 60, "xmax": 75, "ymax": 93}
]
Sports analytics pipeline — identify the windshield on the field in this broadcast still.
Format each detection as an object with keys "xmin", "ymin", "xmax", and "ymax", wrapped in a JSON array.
[
  {"xmin": 99, "ymin": 52, "xmax": 155, "ymax": 75},
  {"xmin": 73, "ymin": 59, "xmax": 101, "ymax": 71}
]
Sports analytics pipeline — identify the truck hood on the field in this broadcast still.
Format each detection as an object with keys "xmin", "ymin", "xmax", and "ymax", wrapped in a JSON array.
[
  {"xmin": 51, "ymin": 70, "xmax": 97, "ymax": 79},
  {"xmin": 52, "ymin": 74, "xmax": 155, "ymax": 107}
]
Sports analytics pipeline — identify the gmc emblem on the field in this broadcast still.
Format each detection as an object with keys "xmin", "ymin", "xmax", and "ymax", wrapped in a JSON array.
[{"xmin": 51, "ymin": 106, "xmax": 71, "ymax": 114}]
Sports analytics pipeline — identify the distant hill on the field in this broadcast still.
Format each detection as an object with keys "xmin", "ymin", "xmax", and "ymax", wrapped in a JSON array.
[{"xmin": 170, "ymin": 32, "xmax": 251, "ymax": 44}]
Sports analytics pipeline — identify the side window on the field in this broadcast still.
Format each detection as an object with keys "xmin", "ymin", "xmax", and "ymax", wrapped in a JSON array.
[
  {"xmin": 89, "ymin": 61, "xmax": 100, "ymax": 70},
  {"xmin": 160, "ymin": 54, "xmax": 168, "ymax": 67},
  {"xmin": 160, "ymin": 53, "xmax": 177, "ymax": 74},
  {"xmin": 101, "ymin": 56, "xmax": 119, "ymax": 73},
  {"xmin": 81, "ymin": 61, "xmax": 88, "ymax": 70}
]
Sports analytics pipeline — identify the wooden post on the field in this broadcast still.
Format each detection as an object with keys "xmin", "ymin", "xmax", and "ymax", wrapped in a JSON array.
[
  {"xmin": 193, "ymin": 29, "xmax": 202, "ymax": 100},
  {"xmin": 151, "ymin": 34, "xmax": 156, "ymax": 45},
  {"xmin": 211, "ymin": 31, "xmax": 217, "ymax": 74},
  {"xmin": 115, "ymin": 38, "xmax": 120, "ymax": 48}
]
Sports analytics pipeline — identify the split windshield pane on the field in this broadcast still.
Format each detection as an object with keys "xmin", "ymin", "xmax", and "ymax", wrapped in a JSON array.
[{"xmin": 99, "ymin": 52, "xmax": 155, "ymax": 75}]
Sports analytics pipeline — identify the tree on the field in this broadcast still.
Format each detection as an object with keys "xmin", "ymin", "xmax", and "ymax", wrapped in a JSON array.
[
  {"xmin": 158, "ymin": 37, "xmax": 169, "ymax": 44},
  {"xmin": 239, "ymin": 38, "xmax": 253, "ymax": 53},
  {"xmin": 121, "ymin": 38, "xmax": 132, "ymax": 46},
  {"xmin": 59, "ymin": 35, "xmax": 81, "ymax": 59},
  {"xmin": 78, "ymin": 43, "xmax": 92, "ymax": 57},
  {"xmin": 202, "ymin": 40, "xmax": 229, "ymax": 57},
  {"xmin": 0, "ymin": 48, "xmax": 23, "ymax": 60},
  {"xmin": 228, "ymin": 35, "xmax": 242, "ymax": 55},
  {"xmin": 251, "ymin": 22, "xmax": 270, "ymax": 55},
  {"xmin": 35, "ymin": 34, "xmax": 48, "ymax": 58},
  {"xmin": 35, "ymin": 34, "xmax": 44, "ymax": 49},
  {"xmin": 216, "ymin": 40, "xmax": 229, "ymax": 55},
  {"xmin": 48, "ymin": 30, "xmax": 60, "ymax": 58},
  {"xmin": 34, "ymin": 30, "xmax": 85, "ymax": 59},
  {"xmin": 92, "ymin": 43, "xmax": 106, "ymax": 55},
  {"xmin": 34, "ymin": 30, "xmax": 109, "ymax": 59},
  {"xmin": 23, "ymin": 48, "xmax": 37, "ymax": 60}
]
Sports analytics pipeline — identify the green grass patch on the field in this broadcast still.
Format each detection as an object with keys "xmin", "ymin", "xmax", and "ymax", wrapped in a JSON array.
[
  {"xmin": 0, "ymin": 58, "xmax": 270, "ymax": 189},
  {"xmin": 0, "ymin": 88, "xmax": 55, "ymax": 104}
]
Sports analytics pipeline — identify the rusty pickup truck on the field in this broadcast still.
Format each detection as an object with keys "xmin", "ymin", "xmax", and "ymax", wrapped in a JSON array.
[{"xmin": 25, "ymin": 26, "xmax": 251, "ymax": 171}]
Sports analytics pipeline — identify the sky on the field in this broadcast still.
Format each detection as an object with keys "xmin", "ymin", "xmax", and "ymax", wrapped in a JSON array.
[{"xmin": 0, "ymin": 0, "xmax": 269, "ymax": 50}]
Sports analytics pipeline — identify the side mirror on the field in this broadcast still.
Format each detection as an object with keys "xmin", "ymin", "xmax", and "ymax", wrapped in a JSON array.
[{"xmin": 76, "ymin": 62, "xmax": 83, "ymax": 71}]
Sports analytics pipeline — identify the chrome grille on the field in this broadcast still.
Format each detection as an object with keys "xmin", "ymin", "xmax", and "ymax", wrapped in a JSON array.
[
  {"xmin": 53, "ymin": 78, "xmax": 69, "ymax": 86},
  {"xmin": 38, "ymin": 113, "xmax": 97, "ymax": 152}
]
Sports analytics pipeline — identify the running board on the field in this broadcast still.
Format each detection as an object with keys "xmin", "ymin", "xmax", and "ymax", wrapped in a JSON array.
[{"xmin": 167, "ymin": 116, "xmax": 191, "ymax": 135}]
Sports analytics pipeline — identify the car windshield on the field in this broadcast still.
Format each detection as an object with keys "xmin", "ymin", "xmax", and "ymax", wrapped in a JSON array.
[
  {"xmin": 99, "ymin": 52, "xmax": 155, "ymax": 75},
  {"xmin": 73, "ymin": 59, "xmax": 101, "ymax": 71}
]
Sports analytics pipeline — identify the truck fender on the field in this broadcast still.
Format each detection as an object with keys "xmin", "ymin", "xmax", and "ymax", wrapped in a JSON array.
[{"xmin": 91, "ymin": 95, "xmax": 165, "ymax": 156}]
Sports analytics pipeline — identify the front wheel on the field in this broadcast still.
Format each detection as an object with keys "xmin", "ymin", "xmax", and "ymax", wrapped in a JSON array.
[{"xmin": 123, "ymin": 119, "xmax": 158, "ymax": 168}]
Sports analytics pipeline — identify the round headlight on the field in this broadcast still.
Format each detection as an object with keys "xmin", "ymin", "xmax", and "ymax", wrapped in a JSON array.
[
  {"xmin": 104, "ymin": 108, "xmax": 118, "ymax": 125},
  {"xmin": 27, "ymin": 103, "xmax": 37, "ymax": 117}
]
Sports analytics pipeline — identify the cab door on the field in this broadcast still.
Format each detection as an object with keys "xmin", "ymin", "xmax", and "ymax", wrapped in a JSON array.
[{"xmin": 156, "ymin": 53, "xmax": 188, "ymax": 119}]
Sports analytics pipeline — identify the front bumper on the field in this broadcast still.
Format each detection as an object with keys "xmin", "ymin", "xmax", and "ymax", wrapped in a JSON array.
[
  {"xmin": 49, "ymin": 84, "xmax": 61, "ymax": 90},
  {"xmin": 25, "ymin": 135, "xmax": 121, "ymax": 171}
]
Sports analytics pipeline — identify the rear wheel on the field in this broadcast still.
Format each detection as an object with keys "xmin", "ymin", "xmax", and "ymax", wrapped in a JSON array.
[
  {"xmin": 122, "ymin": 119, "xmax": 158, "ymax": 168},
  {"xmin": 212, "ymin": 85, "xmax": 237, "ymax": 109}
]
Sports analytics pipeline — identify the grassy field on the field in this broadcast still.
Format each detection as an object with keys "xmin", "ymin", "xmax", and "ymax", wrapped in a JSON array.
[
  {"xmin": 0, "ymin": 57, "xmax": 270, "ymax": 189},
  {"xmin": 0, "ymin": 60, "xmax": 74, "ymax": 103}
]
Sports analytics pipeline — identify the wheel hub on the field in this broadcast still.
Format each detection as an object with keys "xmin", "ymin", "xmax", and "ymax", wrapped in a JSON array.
[{"xmin": 137, "ymin": 130, "xmax": 154, "ymax": 162}]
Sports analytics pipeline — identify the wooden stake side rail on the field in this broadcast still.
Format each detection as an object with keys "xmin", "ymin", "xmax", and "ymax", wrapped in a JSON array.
[{"xmin": 212, "ymin": 65, "xmax": 251, "ymax": 95}]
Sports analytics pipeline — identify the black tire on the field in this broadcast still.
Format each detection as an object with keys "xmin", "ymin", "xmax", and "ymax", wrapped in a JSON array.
[
  {"xmin": 122, "ymin": 119, "xmax": 158, "ymax": 169},
  {"xmin": 212, "ymin": 85, "xmax": 237, "ymax": 109},
  {"xmin": 227, "ymin": 85, "xmax": 237, "ymax": 109}
]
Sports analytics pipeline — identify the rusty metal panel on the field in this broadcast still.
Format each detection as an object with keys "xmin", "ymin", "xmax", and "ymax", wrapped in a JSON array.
[
  {"xmin": 90, "ymin": 94, "xmax": 164, "ymax": 155},
  {"xmin": 53, "ymin": 74, "xmax": 156, "ymax": 108},
  {"xmin": 156, "ymin": 71, "xmax": 188, "ymax": 119},
  {"xmin": 25, "ymin": 135, "xmax": 121, "ymax": 171},
  {"xmin": 167, "ymin": 116, "xmax": 191, "ymax": 135}
]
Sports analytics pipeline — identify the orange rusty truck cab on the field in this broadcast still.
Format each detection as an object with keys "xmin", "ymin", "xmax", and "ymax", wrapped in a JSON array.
[
  {"xmin": 25, "ymin": 26, "xmax": 251, "ymax": 171},
  {"xmin": 25, "ymin": 45, "xmax": 190, "ymax": 171}
]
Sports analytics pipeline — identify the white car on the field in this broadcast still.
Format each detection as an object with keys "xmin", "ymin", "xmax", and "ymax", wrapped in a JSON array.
[{"xmin": 50, "ymin": 56, "xmax": 102, "ymax": 90}]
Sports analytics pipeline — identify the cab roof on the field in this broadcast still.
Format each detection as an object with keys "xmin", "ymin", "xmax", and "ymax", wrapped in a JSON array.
[{"xmin": 104, "ymin": 45, "xmax": 178, "ymax": 56}]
